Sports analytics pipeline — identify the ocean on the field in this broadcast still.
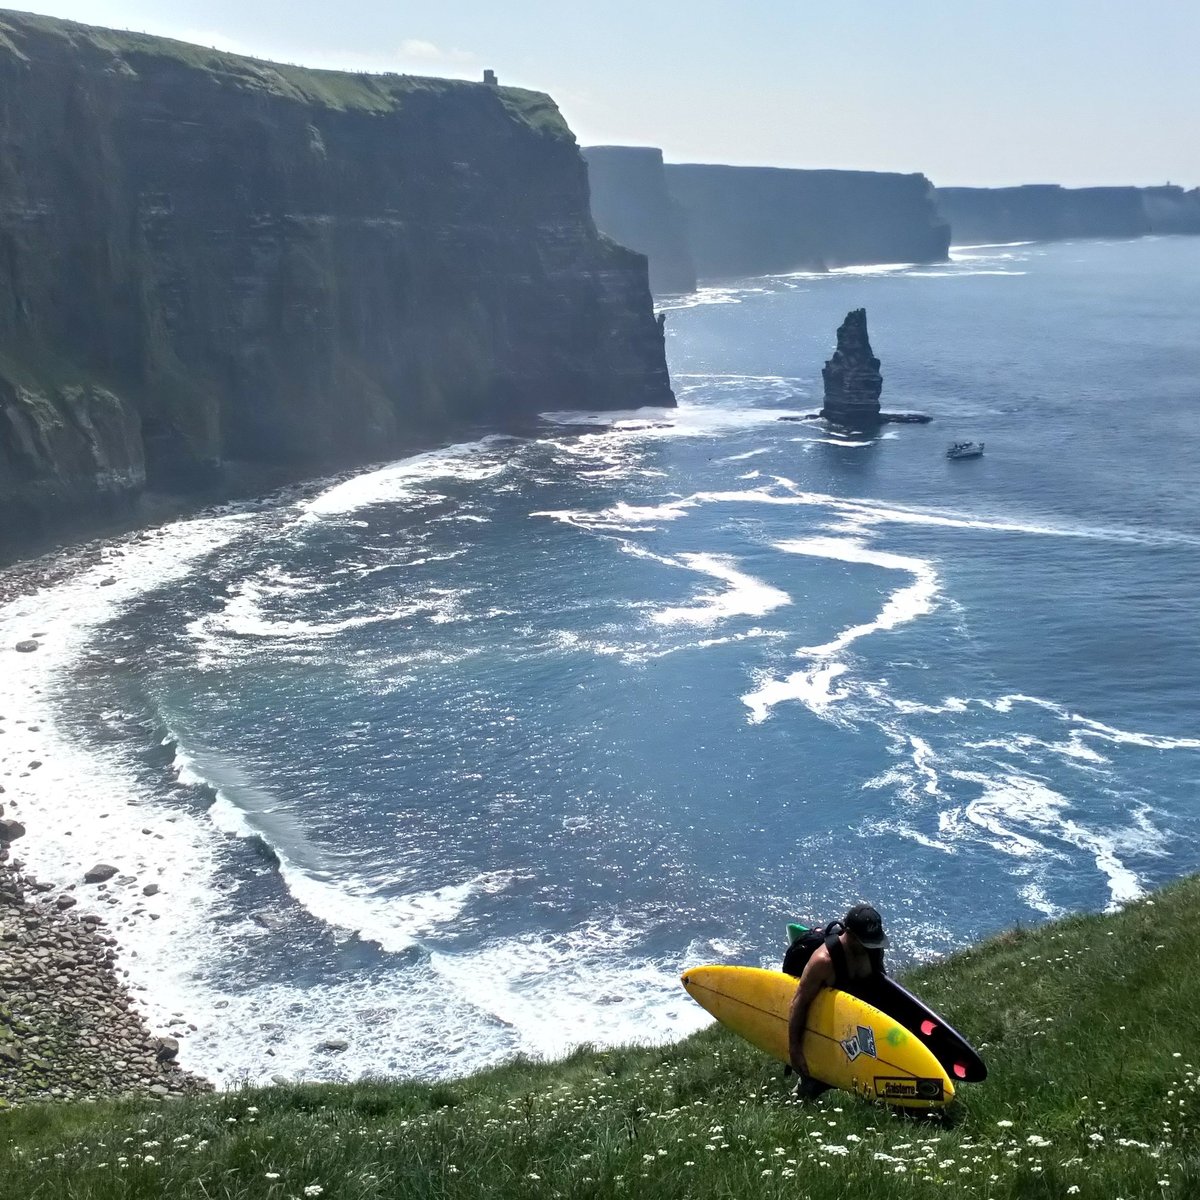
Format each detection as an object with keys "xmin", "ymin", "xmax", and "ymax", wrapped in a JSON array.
[{"xmin": 2, "ymin": 236, "xmax": 1198, "ymax": 1087}]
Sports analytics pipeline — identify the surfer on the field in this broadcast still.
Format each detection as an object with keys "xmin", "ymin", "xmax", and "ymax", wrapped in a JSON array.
[{"xmin": 787, "ymin": 904, "xmax": 890, "ymax": 1098}]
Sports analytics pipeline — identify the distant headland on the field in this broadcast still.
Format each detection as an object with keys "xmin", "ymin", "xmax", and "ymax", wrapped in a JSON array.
[{"xmin": 583, "ymin": 146, "xmax": 1199, "ymax": 296}]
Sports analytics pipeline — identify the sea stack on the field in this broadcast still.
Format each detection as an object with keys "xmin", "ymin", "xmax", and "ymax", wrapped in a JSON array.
[{"xmin": 820, "ymin": 309, "xmax": 883, "ymax": 428}]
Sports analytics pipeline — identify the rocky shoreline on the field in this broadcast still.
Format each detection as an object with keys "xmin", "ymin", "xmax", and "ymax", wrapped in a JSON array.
[
  {"xmin": 0, "ymin": 516, "xmax": 225, "ymax": 1107},
  {"xmin": 0, "ymin": 848, "xmax": 211, "ymax": 1107}
]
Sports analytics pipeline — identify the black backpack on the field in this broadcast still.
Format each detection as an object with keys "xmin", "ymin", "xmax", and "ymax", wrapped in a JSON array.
[
  {"xmin": 782, "ymin": 920, "xmax": 886, "ymax": 987},
  {"xmin": 781, "ymin": 920, "xmax": 843, "ymax": 979}
]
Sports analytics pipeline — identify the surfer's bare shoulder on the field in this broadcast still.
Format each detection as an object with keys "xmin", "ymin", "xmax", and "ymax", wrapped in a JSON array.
[{"xmin": 798, "ymin": 944, "xmax": 835, "ymax": 990}]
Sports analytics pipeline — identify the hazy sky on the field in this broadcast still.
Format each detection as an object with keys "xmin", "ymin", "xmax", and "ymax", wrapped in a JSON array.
[{"xmin": 13, "ymin": 1, "xmax": 1198, "ymax": 187}]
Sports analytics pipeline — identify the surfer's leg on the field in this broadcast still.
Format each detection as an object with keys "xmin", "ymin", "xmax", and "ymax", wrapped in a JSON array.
[{"xmin": 792, "ymin": 1075, "xmax": 832, "ymax": 1101}]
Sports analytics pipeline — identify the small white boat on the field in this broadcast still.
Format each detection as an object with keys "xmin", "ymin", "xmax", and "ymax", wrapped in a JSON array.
[{"xmin": 946, "ymin": 441, "xmax": 984, "ymax": 460}]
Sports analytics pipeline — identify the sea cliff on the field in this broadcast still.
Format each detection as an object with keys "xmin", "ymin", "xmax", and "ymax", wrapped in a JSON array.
[
  {"xmin": 935, "ymin": 183, "xmax": 1200, "ymax": 245},
  {"xmin": 0, "ymin": 11, "xmax": 673, "ymax": 551},
  {"xmin": 665, "ymin": 163, "xmax": 949, "ymax": 281},
  {"xmin": 583, "ymin": 146, "xmax": 697, "ymax": 294},
  {"xmin": 583, "ymin": 149, "xmax": 949, "ymax": 291}
]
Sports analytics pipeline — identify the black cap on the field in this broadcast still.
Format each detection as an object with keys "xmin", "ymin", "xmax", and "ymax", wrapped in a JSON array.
[{"xmin": 845, "ymin": 904, "xmax": 889, "ymax": 949}]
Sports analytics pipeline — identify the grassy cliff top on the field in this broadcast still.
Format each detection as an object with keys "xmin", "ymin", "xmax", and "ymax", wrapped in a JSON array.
[
  {"xmin": 0, "ymin": 8, "xmax": 571, "ymax": 137},
  {"xmin": 3, "ymin": 874, "xmax": 1199, "ymax": 1197}
]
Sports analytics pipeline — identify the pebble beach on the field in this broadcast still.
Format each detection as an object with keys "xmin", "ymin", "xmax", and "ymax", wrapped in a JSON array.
[{"xmin": 1, "ymin": 529, "xmax": 212, "ymax": 1107}]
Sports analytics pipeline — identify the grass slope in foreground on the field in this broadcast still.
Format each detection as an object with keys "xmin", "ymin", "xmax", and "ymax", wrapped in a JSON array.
[{"xmin": 3, "ymin": 877, "xmax": 1200, "ymax": 1198}]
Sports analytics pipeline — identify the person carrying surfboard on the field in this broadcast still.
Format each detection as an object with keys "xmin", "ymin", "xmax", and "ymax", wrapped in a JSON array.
[{"xmin": 787, "ymin": 904, "xmax": 889, "ymax": 1098}]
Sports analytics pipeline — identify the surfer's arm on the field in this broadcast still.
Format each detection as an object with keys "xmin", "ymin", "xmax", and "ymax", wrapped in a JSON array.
[{"xmin": 788, "ymin": 955, "xmax": 833, "ymax": 1075}]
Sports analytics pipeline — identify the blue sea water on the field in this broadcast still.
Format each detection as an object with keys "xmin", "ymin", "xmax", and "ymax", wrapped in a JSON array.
[{"xmin": 2, "ymin": 237, "xmax": 1199, "ymax": 1085}]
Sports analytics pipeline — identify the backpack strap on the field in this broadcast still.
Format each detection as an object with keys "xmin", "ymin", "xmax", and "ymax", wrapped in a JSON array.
[{"xmin": 824, "ymin": 929, "xmax": 849, "ymax": 989}]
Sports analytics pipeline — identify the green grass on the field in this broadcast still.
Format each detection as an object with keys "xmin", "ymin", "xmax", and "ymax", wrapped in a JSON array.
[
  {"xmin": 0, "ymin": 10, "xmax": 571, "ymax": 136},
  {"xmin": 4, "ymin": 877, "xmax": 1200, "ymax": 1198}
]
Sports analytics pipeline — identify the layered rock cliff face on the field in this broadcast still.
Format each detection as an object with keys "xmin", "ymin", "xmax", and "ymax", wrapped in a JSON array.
[
  {"xmin": 583, "ymin": 146, "xmax": 696, "ymax": 295},
  {"xmin": 664, "ymin": 165, "xmax": 950, "ymax": 281},
  {"xmin": 0, "ymin": 12, "xmax": 672, "ymax": 547},
  {"xmin": 934, "ymin": 184, "xmax": 1200, "ymax": 245},
  {"xmin": 820, "ymin": 309, "xmax": 882, "ymax": 428},
  {"xmin": 934, "ymin": 185, "xmax": 1150, "ymax": 245},
  {"xmin": 1141, "ymin": 186, "xmax": 1200, "ymax": 234}
]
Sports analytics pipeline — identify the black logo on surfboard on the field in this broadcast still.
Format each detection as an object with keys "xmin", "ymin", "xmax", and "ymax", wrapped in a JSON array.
[
  {"xmin": 873, "ymin": 1077, "xmax": 944, "ymax": 1102},
  {"xmin": 840, "ymin": 1024, "xmax": 878, "ymax": 1063}
]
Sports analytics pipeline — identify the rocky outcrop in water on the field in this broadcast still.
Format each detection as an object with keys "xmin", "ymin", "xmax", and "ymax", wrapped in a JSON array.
[
  {"xmin": 820, "ymin": 309, "xmax": 883, "ymax": 427},
  {"xmin": 0, "ymin": 11, "xmax": 673, "ymax": 551}
]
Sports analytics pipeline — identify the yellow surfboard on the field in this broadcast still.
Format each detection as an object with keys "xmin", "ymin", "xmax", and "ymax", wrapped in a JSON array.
[{"xmin": 681, "ymin": 965, "xmax": 954, "ymax": 1108}]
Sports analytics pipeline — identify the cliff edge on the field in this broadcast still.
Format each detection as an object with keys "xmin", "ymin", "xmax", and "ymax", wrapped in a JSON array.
[
  {"xmin": 583, "ymin": 146, "xmax": 697, "ymax": 295},
  {"xmin": 0, "ymin": 11, "xmax": 673, "ymax": 547}
]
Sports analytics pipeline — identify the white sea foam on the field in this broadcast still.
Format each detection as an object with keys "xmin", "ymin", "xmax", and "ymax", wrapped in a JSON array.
[
  {"xmin": 187, "ymin": 567, "xmax": 473, "ymax": 653},
  {"xmin": 157, "ymin": 936, "xmax": 700, "ymax": 1089},
  {"xmin": 1018, "ymin": 883, "xmax": 1064, "ymax": 919},
  {"xmin": 0, "ymin": 512, "xmax": 259, "ymax": 1076},
  {"xmin": 278, "ymin": 867, "xmax": 519, "ymax": 955},
  {"xmin": 156, "ymin": 918, "xmax": 715, "ymax": 1087},
  {"xmin": 907, "ymin": 269, "xmax": 1027, "ymax": 278},
  {"xmin": 869, "ymin": 819, "xmax": 956, "ymax": 855},
  {"xmin": 949, "ymin": 769, "xmax": 1163, "ymax": 909},
  {"xmin": 962, "ymin": 734, "xmax": 1109, "ymax": 768},
  {"xmin": 429, "ymin": 922, "xmax": 711, "ymax": 1062},
  {"xmin": 654, "ymin": 285, "xmax": 770, "ymax": 310},
  {"xmin": 648, "ymin": 553, "xmax": 790, "ymax": 628},
  {"xmin": 969, "ymin": 694, "xmax": 1200, "ymax": 753},
  {"xmin": 741, "ymin": 535, "xmax": 939, "ymax": 723},
  {"xmin": 531, "ymin": 498, "xmax": 697, "ymax": 534},
  {"xmin": 829, "ymin": 261, "xmax": 918, "ymax": 275},
  {"xmin": 857, "ymin": 685, "xmax": 1193, "ymax": 912},
  {"xmin": 546, "ymin": 473, "xmax": 1199, "ymax": 548},
  {"xmin": 302, "ymin": 435, "xmax": 515, "ymax": 520},
  {"xmin": 777, "ymin": 537, "xmax": 938, "ymax": 655},
  {"xmin": 539, "ymin": 401, "xmax": 806, "ymax": 442},
  {"xmin": 742, "ymin": 662, "xmax": 851, "ymax": 724},
  {"xmin": 799, "ymin": 435, "xmax": 875, "ymax": 447},
  {"xmin": 157, "ymin": 918, "xmax": 715, "ymax": 1085},
  {"xmin": 950, "ymin": 241, "xmax": 1035, "ymax": 254}
]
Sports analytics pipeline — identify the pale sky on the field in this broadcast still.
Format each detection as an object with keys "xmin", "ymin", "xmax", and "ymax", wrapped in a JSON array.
[{"xmin": 9, "ymin": 1, "xmax": 1198, "ymax": 188}]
